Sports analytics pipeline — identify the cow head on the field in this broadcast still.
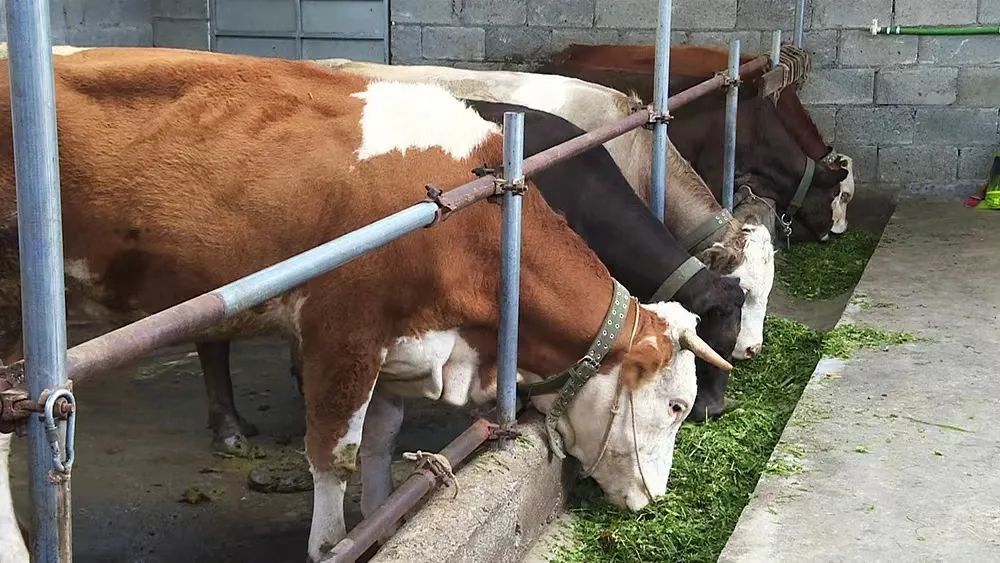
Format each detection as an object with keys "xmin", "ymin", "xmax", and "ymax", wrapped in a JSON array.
[
  {"xmin": 795, "ymin": 162, "xmax": 849, "ymax": 241},
  {"xmin": 681, "ymin": 274, "xmax": 743, "ymax": 422},
  {"xmin": 529, "ymin": 302, "xmax": 708, "ymax": 511},
  {"xmin": 829, "ymin": 154, "xmax": 855, "ymax": 235},
  {"xmin": 701, "ymin": 222, "xmax": 775, "ymax": 360}
]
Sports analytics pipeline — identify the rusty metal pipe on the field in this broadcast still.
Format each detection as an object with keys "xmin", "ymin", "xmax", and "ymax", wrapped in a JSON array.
[
  {"xmin": 666, "ymin": 55, "xmax": 770, "ymax": 111},
  {"xmin": 324, "ymin": 418, "xmax": 495, "ymax": 563},
  {"xmin": 523, "ymin": 109, "xmax": 650, "ymax": 175}
]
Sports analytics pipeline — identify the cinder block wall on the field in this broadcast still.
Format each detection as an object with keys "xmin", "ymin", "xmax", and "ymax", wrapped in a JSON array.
[
  {"xmin": 391, "ymin": 0, "xmax": 1000, "ymax": 194},
  {"xmin": 0, "ymin": 0, "xmax": 209, "ymax": 50}
]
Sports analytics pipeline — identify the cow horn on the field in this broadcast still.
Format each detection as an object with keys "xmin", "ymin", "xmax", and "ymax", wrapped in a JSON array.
[{"xmin": 679, "ymin": 329, "xmax": 733, "ymax": 371}]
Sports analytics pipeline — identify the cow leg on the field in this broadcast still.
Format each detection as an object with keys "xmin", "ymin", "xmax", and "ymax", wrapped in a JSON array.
[
  {"xmin": 0, "ymin": 433, "xmax": 29, "ymax": 563},
  {"xmin": 302, "ymin": 342, "xmax": 381, "ymax": 562},
  {"xmin": 359, "ymin": 389, "xmax": 404, "ymax": 540},
  {"xmin": 196, "ymin": 340, "xmax": 259, "ymax": 454}
]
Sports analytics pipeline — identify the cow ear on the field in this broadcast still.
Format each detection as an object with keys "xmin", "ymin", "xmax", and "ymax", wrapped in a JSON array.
[
  {"xmin": 621, "ymin": 335, "xmax": 669, "ymax": 389},
  {"xmin": 698, "ymin": 244, "xmax": 739, "ymax": 274}
]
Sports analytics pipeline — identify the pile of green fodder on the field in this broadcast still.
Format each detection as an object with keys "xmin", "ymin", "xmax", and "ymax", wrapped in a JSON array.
[
  {"xmin": 552, "ymin": 317, "xmax": 823, "ymax": 562},
  {"xmin": 776, "ymin": 230, "xmax": 878, "ymax": 300},
  {"xmin": 551, "ymin": 318, "xmax": 915, "ymax": 563}
]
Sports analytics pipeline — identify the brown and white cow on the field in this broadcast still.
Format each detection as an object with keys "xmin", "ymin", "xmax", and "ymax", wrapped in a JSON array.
[
  {"xmin": 0, "ymin": 48, "xmax": 731, "ymax": 560},
  {"xmin": 314, "ymin": 59, "xmax": 776, "ymax": 362}
]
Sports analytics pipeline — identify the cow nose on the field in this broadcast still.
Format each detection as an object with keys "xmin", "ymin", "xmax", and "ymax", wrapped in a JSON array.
[{"xmin": 744, "ymin": 343, "xmax": 762, "ymax": 359}]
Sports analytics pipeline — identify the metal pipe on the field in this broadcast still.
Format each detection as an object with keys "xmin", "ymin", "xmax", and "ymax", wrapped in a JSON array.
[
  {"xmin": 722, "ymin": 39, "xmax": 740, "ymax": 213},
  {"xmin": 666, "ymin": 55, "xmax": 770, "ymax": 111},
  {"xmin": 649, "ymin": 0, "xmax": 672, "ymax": 222},
  {"xmin": 870, "ymin": 19, "xmax": 1000, "ymax": 35},
  {"xmin": 497, "ymin": 112, "xmax": 524, "ymax": 431},
  {"xmin": 324, "ymin": 418, "xmax": 495, "ymax": 562},
  {"xmin": 67, "ymin": 203, "xmax": 438, "ymax": 384},
  {"xmin": 5, "ymin": 1, "xmax": 71, "ymax": 560},
  {"xmin": 793, "ymin": 0, "xmax": 806, "ymax": 46},
  {"xmin": 771, "ymin": 30, "xmax": 782, "ymax": 69}
]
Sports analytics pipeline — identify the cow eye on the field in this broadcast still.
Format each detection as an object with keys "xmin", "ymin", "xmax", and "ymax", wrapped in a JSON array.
[{"xmin": 669, "ymin": 400, "xmax": 687, "ymax": 414}]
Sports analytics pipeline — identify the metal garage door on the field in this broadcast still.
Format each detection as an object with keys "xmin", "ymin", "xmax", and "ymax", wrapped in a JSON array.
[{"xmin": 209, "ymin": 0, "xmax": 388, "ymax": 62}]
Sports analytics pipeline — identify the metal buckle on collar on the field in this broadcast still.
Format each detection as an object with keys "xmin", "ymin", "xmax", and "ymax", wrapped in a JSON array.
[{"xmin": 515, "ymin": 280, "xmax": 631, "ymax": 459}]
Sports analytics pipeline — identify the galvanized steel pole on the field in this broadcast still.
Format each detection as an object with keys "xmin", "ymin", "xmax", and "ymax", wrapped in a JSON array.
[
  {"xmin": 497, "ymin": 112, "xmax": 524, "ymax": 431},
  {"xmin": 793, "ymin": 0, "xmax": 806, "ymax": 46},
  {"xmin": 649, "ymin": 0, "xmax": 672, "ymax": 222},
  {"xmin": 5, "ymin": 1, "xmax": 71, "ymax": 560},
  {"xmin": 722, "ymin": 39, "xmax": 740, "ymax": 213},
  {"xmin": 771, "ymin": 30, "xmax": 782, "ymax": 69}
]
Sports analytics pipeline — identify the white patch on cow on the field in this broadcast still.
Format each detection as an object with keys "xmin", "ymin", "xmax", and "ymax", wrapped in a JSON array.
[
  {"xmin": 511, "ymin": 76, "xmax": 569, "ymax": 115},
  {"xmin": 64, "ymin": 258, "xmax": 97, "ymax": 284},
  {"xmin": 831, "ymin": 154, "xmax": 855, "ymax": 235},
  {"xmin": 307, "ymin": 470, "xmax": 347, "ymax": 561},
  {"xmin": 553, "ymin": 302, "xmax": 699, "ymax": 512},
  {"xmin": 307, "ymin": 378, "xmax": 376, "ymax": 560},
  {"xmin": 728, "ymin": 224, "xmax": 775, "ymax": 360},
  {"xmin": 351, "ymin": 81, "xmax": 499, "ymax": 161},
  {"xmin": 376, "ymin": 329, "xmax": 494, "ymax": 406},
  {"xmin": 0, "ymin": 434, "xmax": 29, "ymax": 563}
]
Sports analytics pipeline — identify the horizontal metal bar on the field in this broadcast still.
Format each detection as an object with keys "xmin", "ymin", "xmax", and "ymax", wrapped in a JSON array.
[
  {"xmin": 216, "ymin": 203, "xmax": 437, "ymax": 312},
  {"xmin": 667, "ymin": 55, "xmax": 770, "ymax": 111},
  {"xmin": 324, "ymin": 418, "xmax": 495, "ymax": 562},
  {"xmin": 66, "ymin": 202, "xmax": 438, "ymax": 385},
  {"xmin": 523, "ymin": 109, "xmax": 650, "ymax": 175}
]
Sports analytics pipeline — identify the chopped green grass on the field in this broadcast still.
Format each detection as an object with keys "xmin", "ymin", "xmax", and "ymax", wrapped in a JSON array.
[
  {"xmin": 821, "ymin": 324, "xmax": 916, "ymax": 359},
  {"xmin": 776, "ymin": 231, "xmax": 878, "ymax": 300},
  {"xmin": 552, "ymin": 317, "xmax": 823, "ymax": 563}
]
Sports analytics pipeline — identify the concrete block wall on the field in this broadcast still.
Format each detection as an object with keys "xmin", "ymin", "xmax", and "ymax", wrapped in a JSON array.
[
  {"xmin": 0, "ymin": 0, "xmax": 208, "ymax": 50},
  {"xmin": 0, "ymin": 0, "xmax": 153, "ymax": 45},
  {"xmin": 391, "ymin": 0, "xmax": 1000, "ymax": 193}
]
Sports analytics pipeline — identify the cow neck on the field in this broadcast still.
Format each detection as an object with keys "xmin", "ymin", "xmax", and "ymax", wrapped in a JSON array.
[
  {"xmin": 633, "ymin": 128, "xmax": 734, "ymax": 253},
  {"xmin": 517, "ymin": 279, "xmax": 635, "ymax": 458},
  {"xmin": 775, "ymin": 87, "xmax": 830, "ymax": 162},
  {"xmin": 509, "ymin": 192, "xmax": 641, "ymax": 381}
]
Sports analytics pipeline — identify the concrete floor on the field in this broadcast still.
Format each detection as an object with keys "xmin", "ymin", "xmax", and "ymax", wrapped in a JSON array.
[
  {"xmin": 9, "ymin": 330, "xmax": 476, "ymax": 562},
  {"xmin": 720, "ymin": 199, "xmax": 1000, "ymax": 562}
]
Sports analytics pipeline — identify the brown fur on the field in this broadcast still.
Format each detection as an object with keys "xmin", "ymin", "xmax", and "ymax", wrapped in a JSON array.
[{"xmin": 0, "ymin": 47, "xmax": 676, "ymax": 473}]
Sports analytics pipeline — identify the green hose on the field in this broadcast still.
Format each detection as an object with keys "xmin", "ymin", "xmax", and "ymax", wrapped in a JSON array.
[{"xmin": 870, "ymin": 19, "xmax": 1000, "ymax": 35}]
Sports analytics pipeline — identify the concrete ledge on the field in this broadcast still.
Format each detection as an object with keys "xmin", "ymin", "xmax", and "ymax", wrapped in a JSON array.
[
  {"xmin": 720, "ymin": 200, "xmax": 1000, "ymax": 562},
  {"xmin": 372, "ymin": 411, "xmax": 571, "ymax": 563}
]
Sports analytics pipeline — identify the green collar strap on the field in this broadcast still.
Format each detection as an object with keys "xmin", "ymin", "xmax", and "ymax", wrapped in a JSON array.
[
  {"xmin": 516, "ymin": 279, "xmax": 632, "ymax": 459},
  {"xmin": 650, "ymin": 256, "xmax": 706, "ymax": 303},
  {"xmin": 786, "ymin": 158, "xmax": 816, "ymax": 219},
  {"xmin": 678, "ymin": 209, "xmax": 733, "ymax": 254}
]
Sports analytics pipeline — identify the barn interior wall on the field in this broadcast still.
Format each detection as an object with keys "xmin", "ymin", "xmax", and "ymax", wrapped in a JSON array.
[
  {"xmin": 0, "ymin": 0, "xmax": 992, "ymax": 193},
  {"xmin": 391, "ymin": 0, "xmax": 1000, "ymax": 195}
]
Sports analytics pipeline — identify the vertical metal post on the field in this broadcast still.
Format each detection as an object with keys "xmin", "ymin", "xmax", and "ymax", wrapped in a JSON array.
[
  {"xmin": 722, "ymin": 39, "xmax": 740, "ymax": 213},
  {"xmin": 649, "ymin": 0, "xmax": 672, "ymax": 223},
  {"xmin": 771, "ymin": 30, "xmax": 782, "ymax": 69},
  {"xmin": 793, "ymin": 0, "xmax": 806, "ymax": 46},
  {"xmin": 5, "ymin": 1, "xmax": 71, "ymax": 561},
  {"xmin": 497, "ymin": 112, "xmax": 524, "ymax": 431}
]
